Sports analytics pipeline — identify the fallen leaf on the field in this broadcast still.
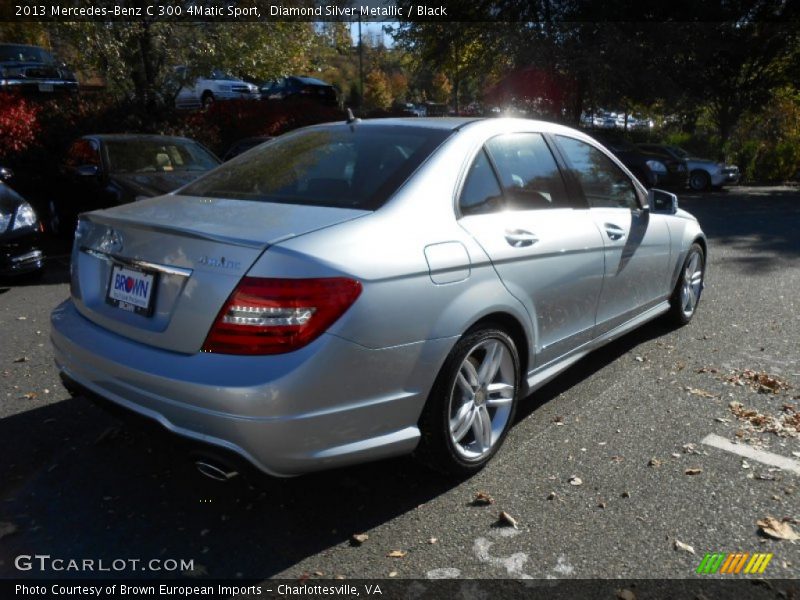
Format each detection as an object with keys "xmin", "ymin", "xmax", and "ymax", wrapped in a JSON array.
[
  {"xmin": 568, "ymin": 476, "xmax": 583, "ymax": 486},
  {"xmin": 674, "ymin": 540, "xmax": 695, "ymax": 554},
  {"xmin": 598, "ymin": 501, "xmax": 607, "ymax": 509},
  {"xmin": 757, "ymin": 517, "xmax": 800, "ymax": 540},
  {"xmin": 313, "ymin": 570, "xmax": 324, "ymax": 576},
  {"xmin": 350, "ymin": 533, "xmax": 369, "ymax": 545},
  {"xmin": 428, "ymin": 537, "xmax": 438, "ymax": 544},
  {"xmin": 685, "ymin": 468, "xmax": 703, "ymax": 475},
  {"xmin": 497, "ymin": 511, "xmax": 518, "ymax": 529},
  {"xmin": 182, "ymin": 564, "xmax": 208, "ymax": 577},
  {"xmin": 685, "ymin": 387, "xmax": 716, "ymax": 398},
  {"xmin": 0, "ymin": 522, "xmax": 18, "ymax": 539},
  {"xmin": 547, "ymin": 491, "xmax": 557, "ymax": 501},
  {"xmin": 386, "ymin": 550, "xmax": 407, "ymax": 558},
  {"xmin": 648, "ymin": 458, "xmax": 662, "ymax": 467},
  {"xmin": 635, "ymin": 356, "xmax": 644, "ymax": 362},
  {"xmin": 20, "ymin": 392, "xmax": 37, "ymax": 400},
  {"xmin": 472, "ymin": 491, "xmax": 495, "ymax": 506},
  {"xmin": 334, "ymin": 575, "xmax": 345, "ymax": 580},
  {"xmin": 13, "ymin": 356, "xmax": 28, "ymax": 363},
  {"xmin": 616, "ymin": 589, "xmax": 636, "ymax": 600},
  {"xmin": 388, "ymin": 571, "xmax": 398, "ymax": 577}
]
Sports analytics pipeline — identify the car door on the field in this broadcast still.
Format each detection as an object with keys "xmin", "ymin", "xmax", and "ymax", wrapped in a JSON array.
[
  {"xmin": 553, "ymin": 135, "xmax": 672, "ymax": 337},
  {"xmin": 457, "ymin": 133, "xmax": 606, "ymax": 368}
]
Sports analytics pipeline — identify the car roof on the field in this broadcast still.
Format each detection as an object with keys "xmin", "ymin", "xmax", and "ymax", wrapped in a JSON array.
[{"xmin": 292, "ymin": 76, "xmax": 333, "ymax": 86}]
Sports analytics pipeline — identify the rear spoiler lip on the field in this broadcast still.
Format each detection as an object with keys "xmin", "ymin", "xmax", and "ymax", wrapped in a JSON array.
[{"xmin": 82, "ymin": 212, "xmax": 272, "ymax": 250}]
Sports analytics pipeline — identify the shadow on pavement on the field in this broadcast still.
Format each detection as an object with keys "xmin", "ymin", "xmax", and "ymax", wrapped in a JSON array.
[{"xmin": 680, "ymin": 187, "xmax": 800, "ymax": 269}]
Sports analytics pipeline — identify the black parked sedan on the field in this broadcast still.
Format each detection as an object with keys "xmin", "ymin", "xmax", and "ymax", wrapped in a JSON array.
[
  {"xmin": 0, "ymin": 168, "xmax": 44, "ymax": 277},
  {"xmin": 260, "ymin": 76, "xmax": 338, "ymax": 106},
  {"xmin": 48, "ymin": 135, "xmax": 220, "ymax": 236},
  {"xmin": 0, "ymin": 43, "xmax": 78, "ymax": 96},
  {"xmin": 587, "ymin": 131, "xmax": 657, "ymax": 188}
]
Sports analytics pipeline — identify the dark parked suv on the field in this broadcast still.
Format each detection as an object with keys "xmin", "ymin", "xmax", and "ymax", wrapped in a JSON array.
[{"xmin": 0, "ymin": 44, "xmax": 78, "ymax": 95}]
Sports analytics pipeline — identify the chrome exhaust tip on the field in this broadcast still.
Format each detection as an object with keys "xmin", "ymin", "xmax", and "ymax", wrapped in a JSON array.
[{"xmin": 195, "ymin": 460, "xmax": 239, "ymax": 482}]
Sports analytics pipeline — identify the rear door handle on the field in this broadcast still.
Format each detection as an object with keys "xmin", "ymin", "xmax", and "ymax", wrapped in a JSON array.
[
  {"xmin": 604, "ymin": 223, "xmax": 626, "ymax": 241},
  {"xmin": 505, "ymin": 229, "xmax": 539, "ymax": 248}
]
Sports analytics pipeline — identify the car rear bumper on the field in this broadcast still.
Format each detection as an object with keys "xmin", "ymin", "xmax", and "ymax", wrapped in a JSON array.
[
  {"xmin": 51, "ymin": 299, "xmax": 454, "ymax": 476},
  {"xmin": 0, "ymin": 79, "xmax": 78, "ymax": 94}
]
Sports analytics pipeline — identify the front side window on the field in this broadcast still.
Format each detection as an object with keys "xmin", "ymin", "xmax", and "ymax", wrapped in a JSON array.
[
  {"xmin": 485, "ymin": 133, "xmax": 569, "ymax": 210},
  {"xmin": 556, "ymin": 136, "xmax": 639, "ymax": 210},
  {"xmin": 64, "ymin": 139, "xmax": 101, "ymax": 169}
]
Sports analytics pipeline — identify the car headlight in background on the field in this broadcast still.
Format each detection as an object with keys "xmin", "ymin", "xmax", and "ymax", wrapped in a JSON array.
[
  {"xmin": 12, "ymin": 202, "xmax": 38, "ymax": 231},
  {"xmin": 646, "ymin": 160, "xmax": 668, "ymax": 173}
]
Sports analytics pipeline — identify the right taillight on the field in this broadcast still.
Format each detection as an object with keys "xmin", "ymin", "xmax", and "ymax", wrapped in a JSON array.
[{"xmin": 202, "ymin": 277, "xmax": 362, "ymax": 355}]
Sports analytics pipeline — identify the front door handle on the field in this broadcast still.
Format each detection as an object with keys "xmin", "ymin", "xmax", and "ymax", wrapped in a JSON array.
[
  {"xmin": 505, "ymin": 229, "xmax": 539, "ymax": 248},
  {"xmin": 604, "ymin": 223, "xmax": 626, "ymax": 241}
]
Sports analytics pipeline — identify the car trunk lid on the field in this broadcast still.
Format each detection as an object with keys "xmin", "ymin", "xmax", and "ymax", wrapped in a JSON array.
[{"xmin": 71, "ymin": 194, "xmax": 369, "ymax": 354}]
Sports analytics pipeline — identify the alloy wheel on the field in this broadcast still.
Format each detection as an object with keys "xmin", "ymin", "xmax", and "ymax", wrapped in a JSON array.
[{"xmin": 448, "ymin": 338, "xmax": 516, "ymax": 461}]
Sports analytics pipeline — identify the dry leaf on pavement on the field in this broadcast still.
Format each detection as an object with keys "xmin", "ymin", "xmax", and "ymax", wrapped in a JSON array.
[
  {"xmin": 0, "ymin": 522, "xmax": 18, "ymax": 539},
  {"xmin": 685, "ymin": 468, "xmax": 703, "ymax": 475},
  {"xmin": 757, "ymin": 517, "xmax": 800, "ymax": 540},
  {"xmin": 497, "ymin": 511, "xmax": 519, "ymax": 529},
  {"xmin": 386, "ymin": 550, "xmax": 407, "ymax": 558},
  {"xmin": 472, "ymin": 491, "xmax": 495, "ymax": 506},
  {"xmin": 568, "ymin": 476, "xmax": 583, "ymax": 486},
  {"xmin": 350, "ymin": 533, "xmax": 369, "ymax": 545},
  {"xmin": 674, "ymin": 540, "xmax": 695, "ymax": 554}
]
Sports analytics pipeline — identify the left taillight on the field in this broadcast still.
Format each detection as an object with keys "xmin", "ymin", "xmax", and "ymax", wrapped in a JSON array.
[{"xmin": 202, "ymin": 277, "xmax": 362, "ymax": 355}]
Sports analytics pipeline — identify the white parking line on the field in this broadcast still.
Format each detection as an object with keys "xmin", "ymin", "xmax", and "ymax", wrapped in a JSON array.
[{"xmin": 701, "ymin": 434, "xmax": 800, "ymax": 475}]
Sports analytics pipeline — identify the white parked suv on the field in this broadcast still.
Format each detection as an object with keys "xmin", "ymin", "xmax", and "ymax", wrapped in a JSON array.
[{"xmin": 174, "ymin": 68, "xmax": 259, "ymax": 109}]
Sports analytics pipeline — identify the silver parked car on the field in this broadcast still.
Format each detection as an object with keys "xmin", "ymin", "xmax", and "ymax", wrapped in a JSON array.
[
  {"xmin": 637, "ymin": 144, "xmax": 740, "ymax": 191},
  {"xmin": 51, "ymin": 118, "xmax": 706, "ymax": 478}
]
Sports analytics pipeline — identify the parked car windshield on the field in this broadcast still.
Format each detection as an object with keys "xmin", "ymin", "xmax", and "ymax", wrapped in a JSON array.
[
  {"xmin": 181, "ymin": 125, "xmax": 453, "ymax": 210},
  {"xmin": 104, "ymin": 140, "xmax": 219, "ymax": 174},
  {"xmin": 0, "ymin": 44, "xmax": 54, "ymax": 63}
]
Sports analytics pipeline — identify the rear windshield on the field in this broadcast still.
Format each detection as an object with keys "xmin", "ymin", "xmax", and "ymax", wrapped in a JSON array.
[
  {"xmin": 104, "ymin": 140, "xmax": 219, "ymax": 174},
  {"xmin": 0, "ymin": 45, "xmax": 54, "ymax": 64},
  {"xmin": 180, "ymin": 124, "xmax": 453, "ymax": 210}
]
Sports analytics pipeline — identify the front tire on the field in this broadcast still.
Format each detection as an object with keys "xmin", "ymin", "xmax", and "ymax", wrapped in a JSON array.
[
  {"xmin": 689, "ymin": 170, "xmax": 710, "ymax": 191},
  {"xmin": 415, "ymin": 326, "xmax": 520, "ymax": 476},
  {"xmin": 667, "ymin": 243, "xmax": 705, "ymax": 326}
]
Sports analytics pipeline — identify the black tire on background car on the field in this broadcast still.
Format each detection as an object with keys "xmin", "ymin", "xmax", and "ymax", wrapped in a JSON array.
[
  {"xmin": 201, "ymin": 92, "xmax": 215, "ymax": 109},
  {"xmin": 689, "ymin": 170, "xmax": 710, "ymax": 191},
  {"xmin": 415, "ymin": 326, "xmax": 521, "ymax": 476},
  {"xmin": 666, "ymin": 242, "xmax": 705, "ymax": 326}
]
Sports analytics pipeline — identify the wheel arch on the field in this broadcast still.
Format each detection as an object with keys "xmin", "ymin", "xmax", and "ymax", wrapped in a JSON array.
[{"xmin": 465, "ymin": 311, "xmax": 531, "ymax": 385}]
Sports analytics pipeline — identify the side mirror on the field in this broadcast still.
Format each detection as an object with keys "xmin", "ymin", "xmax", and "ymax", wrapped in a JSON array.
[
  {"xmin": 76, "ymin": 165, "xmax": 100, "ymax": 177},
  {"xmin": 0, "ymin": 166, "xmax": 13, "ymax": 181},
  {"xmin": 648, "ymin": 188, "xmax": 678, "ymax": 214}
]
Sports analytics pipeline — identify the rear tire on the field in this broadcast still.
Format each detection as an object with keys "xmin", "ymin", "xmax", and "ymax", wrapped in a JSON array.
[
  {"xmin": 415, "ymin": 326, "xmax": 520, "ymax": 476},
  {"xmin": 666, "ymin": 243, "xmax": 705, "ymax": 326},
  {"xmin": 201, "ymin": 92, "xmax": 215, "ymax": 110}
]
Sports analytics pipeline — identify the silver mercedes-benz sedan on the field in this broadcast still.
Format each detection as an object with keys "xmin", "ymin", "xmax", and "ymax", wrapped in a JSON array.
[{"xmin": 51, "ymin": 118, "xmax": 706, "ymax": 478}]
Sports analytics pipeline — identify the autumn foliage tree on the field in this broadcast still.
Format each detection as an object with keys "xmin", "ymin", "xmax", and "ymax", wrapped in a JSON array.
[{"xmin": 364, "ymin": 69, "xmax": 393, "ymax": 110}]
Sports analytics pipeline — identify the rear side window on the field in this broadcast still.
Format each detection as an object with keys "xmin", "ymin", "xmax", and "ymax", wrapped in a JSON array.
[
  {"xmin": 556, "ymin": 135, "xmax": 639, "ymax": 210},
  {"xmin": 64, "ymin": 139, "xmax": 101, "ymax": 169},
  {"xmin": 485, "ymin": 133, "xmax": 569, "ymax": 210},
  {"xmin": 182, "ymin": 125, "xmax": 451, "ymax": 210},
  {"xmin": 459, "ymin": 149, "xmax": 503, "ymax": 215}
]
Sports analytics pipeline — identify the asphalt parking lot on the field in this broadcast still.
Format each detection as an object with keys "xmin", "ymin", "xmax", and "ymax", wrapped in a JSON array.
[{"xmin": 0, "ymin": 186, "xmax": 798, "ymax": 581}]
